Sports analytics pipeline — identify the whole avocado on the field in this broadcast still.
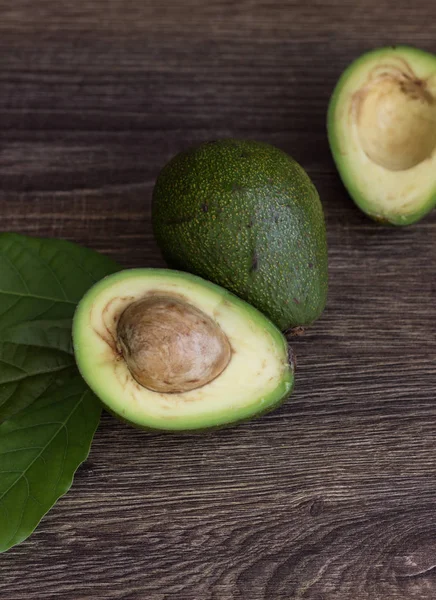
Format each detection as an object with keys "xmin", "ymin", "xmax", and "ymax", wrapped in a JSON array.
[{"xmin": 152, "ymin": 139, "xmax": 328, "ymax": 331}]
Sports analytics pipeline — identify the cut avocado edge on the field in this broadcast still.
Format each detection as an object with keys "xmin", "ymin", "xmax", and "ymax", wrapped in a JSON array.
[
  {"xmin": 328, "ymin": 45, "xmax": 436, "ymax": 226},
  {"xmin": 102, "ymin": 374, "xmax": 294, "ymax": 434},
  {"xmin": 73, "ymin": 268, "xmax": 294, "ymax": 432}
]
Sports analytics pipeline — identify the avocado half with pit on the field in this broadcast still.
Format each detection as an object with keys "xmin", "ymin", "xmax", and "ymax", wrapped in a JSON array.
[
  {"xmin": 73, "ymin": 269, "xmax": 294, "ymax": 431},
  {"xmin": 328, "ymin": 46, "xmax": 436, "ymax": 225}
]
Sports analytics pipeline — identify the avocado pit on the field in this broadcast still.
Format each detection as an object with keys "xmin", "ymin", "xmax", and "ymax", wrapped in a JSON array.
[
  {"xmin": 355, "ymin": 70, "xmax": 436, "ymax": 171},
  {"xmin": 116, "ymin": 295, "xmax": 231, "ymax": 393}
]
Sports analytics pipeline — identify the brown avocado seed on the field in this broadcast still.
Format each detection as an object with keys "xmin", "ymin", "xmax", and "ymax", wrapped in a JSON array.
[
  {"xmin": 116, "ymin": 295, "xmax": 231, "ymax": 393},
  {"xmin": 355, "ymin": 73, "xmax": 436, "ymax": 171}
]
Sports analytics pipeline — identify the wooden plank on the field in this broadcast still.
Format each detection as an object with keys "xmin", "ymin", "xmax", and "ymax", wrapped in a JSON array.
[{"xmin": 0, "ymin": 1, "xmax": 436, "ymax": 598}]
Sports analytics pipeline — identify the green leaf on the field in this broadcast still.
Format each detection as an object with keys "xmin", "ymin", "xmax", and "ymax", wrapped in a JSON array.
[
  {"xmin": 2, "ymin": 319, "xmax": 75, "ymax": 354},
  {"xmin": 0, "ymin": 233, "xmax": 120, "ymax": 421},
  {"xmin": 0, "ymin": 377, "xmax": 101, "ymax": 553},
  {"xmin": 0, "ymin": 233, "xmax": 121, "ymax": 552},
  {"xmin": 0, "ymin": 233, "xmax": 119, "ymax": 331}
]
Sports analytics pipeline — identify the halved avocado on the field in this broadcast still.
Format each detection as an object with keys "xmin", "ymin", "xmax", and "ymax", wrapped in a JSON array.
[
  {"xmin": 73, "ymin": 269, "xmax": 294, "ymax": 431},
  {"xmin": 328, "ymin": 46, "xmax": 436, "ymax": 225}
]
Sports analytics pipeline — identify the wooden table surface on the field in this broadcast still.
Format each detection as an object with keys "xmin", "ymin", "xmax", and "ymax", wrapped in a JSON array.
[{"xmin": 1, "ymin": 1, "xmax": 436, "ymax": 598}]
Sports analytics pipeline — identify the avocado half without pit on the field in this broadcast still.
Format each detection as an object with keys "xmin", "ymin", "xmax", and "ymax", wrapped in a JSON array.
[
  {"xmin": 73, "ymin": 269, "xmax": 294, "ymax": 431},
  {"xmin": 328, "ymin": 46, "xmax": 436, "ymax": 225}
]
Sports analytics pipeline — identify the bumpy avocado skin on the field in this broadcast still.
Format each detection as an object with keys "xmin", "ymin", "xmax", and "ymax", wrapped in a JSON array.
[{"xmin": 152, "ymin": 140, "xmax": 328, "ymax": 331}]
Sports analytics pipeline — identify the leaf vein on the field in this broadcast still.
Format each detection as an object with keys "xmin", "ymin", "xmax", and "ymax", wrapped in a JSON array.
[
  {"xmin": 0, "ymin": 290, "xmax": 75, "ymax": 305},
  {"xmin": 0, "ymin": 363, "xmax": 74, "ymax": 385},
  {"xmin": 0, "ymin": 447, "xmax": 45, "ymax": 456},
  {"xmin": 11, "ymin": 237, "xmax": 69, "ymax": 302},
  {"xmin": 0, "ymin": 297, "xmax": 21, "ymax": 322},
  {"xmin": 0, "ymin": 391, "xmax": 88, "ymax": 507},
  {"xmin": 0, "ymin": 247, "xmax": 31, "ymax": 294}
]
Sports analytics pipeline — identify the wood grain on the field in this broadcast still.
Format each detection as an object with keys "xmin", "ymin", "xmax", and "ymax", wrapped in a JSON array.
[{"xmin": 1, "ymin": 1, "xmax": 436, "ymax": 598}]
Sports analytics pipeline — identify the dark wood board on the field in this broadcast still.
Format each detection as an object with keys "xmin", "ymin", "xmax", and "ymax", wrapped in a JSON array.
[{"xmin": 1, "ymin": 1, "xmax": 436, "ymax": 598}]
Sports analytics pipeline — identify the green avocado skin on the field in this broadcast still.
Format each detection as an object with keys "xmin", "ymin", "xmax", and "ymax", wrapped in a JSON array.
[
  {"xmin": 102, "ymin": 376, "xmax": 294, "ymax": 434},
  {"xmin": 152, "ymin": 139, "xmax": 328, "ymax": 331}
]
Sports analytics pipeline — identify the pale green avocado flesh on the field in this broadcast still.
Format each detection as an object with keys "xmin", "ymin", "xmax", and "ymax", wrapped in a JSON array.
[
  {"xmin": 328, "ymin": 46, "xmax": 436, "ymax": 225},
  {"xmin": 73, "ymin": 269, "xmax": 294, "ymax": 431}
]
